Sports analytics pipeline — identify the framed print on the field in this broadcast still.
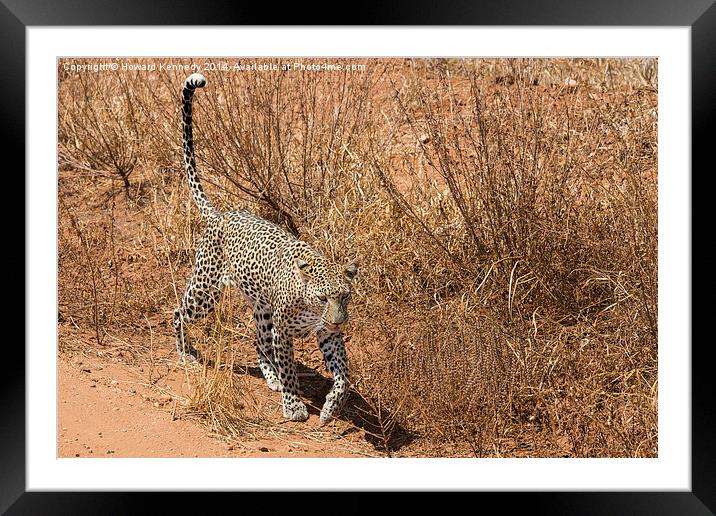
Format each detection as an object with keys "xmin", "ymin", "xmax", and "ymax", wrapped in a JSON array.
[{"xmin": 9, "ymin": 0, "xmax": 712, "ymax": 513}]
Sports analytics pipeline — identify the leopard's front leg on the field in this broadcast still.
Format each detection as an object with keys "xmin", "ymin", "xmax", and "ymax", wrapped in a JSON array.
[
  {"xmin": 317, "ymin": 329, "xmax": 349, "ymax": 425},
  {"xmin": 272, "ymin": 312, "xmax": 309, "ymax": 421}
]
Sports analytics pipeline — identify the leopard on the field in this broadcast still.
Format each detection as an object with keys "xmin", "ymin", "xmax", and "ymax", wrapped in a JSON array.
[{"xmin": 173, "ymin": 73, "xmax": 358, "ymax": 425}]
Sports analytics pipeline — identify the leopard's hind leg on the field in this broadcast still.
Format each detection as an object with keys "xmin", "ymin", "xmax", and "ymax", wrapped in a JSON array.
[
  {"xmin": 271, "ymin": 311, "xmax": 309, "ymax": 421},
  {"xmin": 252, "ymin": 302, "xmax": 281, "ymax": 391},
  {"xmin": 173, "ymin": 224, "xmax": 226, "ymax": 363}
]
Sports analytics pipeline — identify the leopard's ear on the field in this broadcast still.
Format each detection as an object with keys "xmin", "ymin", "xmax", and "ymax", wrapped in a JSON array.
[
  {"xmin": 344, "ymin": 260, "xmax": 359, "ymax": 280},
  {"xmin": 294, "ymin": 257, "xmax": 312, "ymax": 281}
]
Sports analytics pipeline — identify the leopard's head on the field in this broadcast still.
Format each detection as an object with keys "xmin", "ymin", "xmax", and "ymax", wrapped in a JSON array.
[{"xmin": 294, "ymin": 254, "xmax": 358, "ymax": 332}]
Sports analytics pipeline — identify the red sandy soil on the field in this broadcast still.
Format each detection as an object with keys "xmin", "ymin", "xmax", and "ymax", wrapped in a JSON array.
[{"xmin": 57, "ymin": 329, "xmax": 389, "ymax": 459}]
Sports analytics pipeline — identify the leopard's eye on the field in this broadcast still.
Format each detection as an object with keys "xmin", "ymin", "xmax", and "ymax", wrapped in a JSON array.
[{"xmin": 317, "ymin": 294, "xmax": 327, "ymax": 303}]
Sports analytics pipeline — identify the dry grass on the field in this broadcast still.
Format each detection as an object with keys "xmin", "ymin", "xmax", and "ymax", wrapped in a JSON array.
[{"xmin": 57, "ymin": 57, "xmax": 657, "ymax": 457}]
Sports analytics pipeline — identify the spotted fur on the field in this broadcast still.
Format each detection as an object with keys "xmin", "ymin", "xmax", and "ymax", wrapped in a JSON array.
[{"xmin": 173, "ymin": 73, "xmax": 358, "ymax": 424}]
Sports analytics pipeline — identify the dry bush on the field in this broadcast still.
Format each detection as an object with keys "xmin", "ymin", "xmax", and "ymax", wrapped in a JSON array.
[
  {"xmin": 58, "ymin": 180, "xmax": 127, "ymax": 347},
  {"xmin": 57, "ymin": 57, "xmax": 658, "ymax": 456},
  {"xmin": 350, "ymin": 58, "xmax": 657, "ymax": 456},
  {"xmin": 179, "ymin": 294, "xmax": 268, "ymax": 438},
  {"xmin": 59, "ymin": 68, "xmax": 142, "ymax": 196},
  {"xmin": 189, "ymin": 59, "xmax": 377, "ymax": 237}
]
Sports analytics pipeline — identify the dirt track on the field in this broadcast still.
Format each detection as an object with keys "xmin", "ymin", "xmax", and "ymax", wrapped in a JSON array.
[{"xmin": 58, "ymin": 327, "xmax": 408, "ymax": 459}]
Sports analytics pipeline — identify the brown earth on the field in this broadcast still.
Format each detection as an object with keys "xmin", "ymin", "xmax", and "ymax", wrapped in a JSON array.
[
  {"xmin": 57, "ymin": 324, "xmax": 549, "ymax": 458},
  {"xmin": 57, "ymin": 329, "xmax": 391, "ymax": 458}
]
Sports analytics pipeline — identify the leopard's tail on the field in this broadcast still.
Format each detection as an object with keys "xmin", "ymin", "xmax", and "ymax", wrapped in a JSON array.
[{"xmin": 181, "ymin": 73, "xmax": 216, "ymax": 219}]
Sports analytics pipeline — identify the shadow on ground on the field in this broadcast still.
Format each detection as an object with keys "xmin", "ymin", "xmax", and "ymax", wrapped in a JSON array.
[{"xmin": 236, "ymin": 362, "xmax": 416, "ymax": 455}]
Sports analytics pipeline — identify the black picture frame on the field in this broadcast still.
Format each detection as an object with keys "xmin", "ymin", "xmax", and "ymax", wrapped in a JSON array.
[{"xmin": 8, "ymin": 0, "xmax": 710, "ymax": 513}]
